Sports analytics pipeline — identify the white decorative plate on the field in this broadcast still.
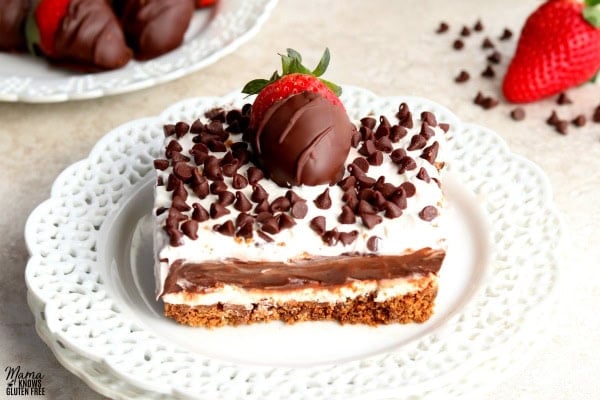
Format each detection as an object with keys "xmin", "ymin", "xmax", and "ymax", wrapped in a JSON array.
[
  {"xmin": 25, "ymin": 87, "xmax": 562, "ymax": 399},
  {"xmin": 0, "ymin": 0, "xmax": 277, "ymax": 103}
]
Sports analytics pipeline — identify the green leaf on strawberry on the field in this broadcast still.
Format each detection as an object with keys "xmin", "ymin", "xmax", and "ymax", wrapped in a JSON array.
[{"xmin": 583, "ymin": 1, "xmax": 600, "ymax": 27}]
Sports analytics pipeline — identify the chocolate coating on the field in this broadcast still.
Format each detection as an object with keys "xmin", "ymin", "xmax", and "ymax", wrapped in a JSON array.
[
  {"xmin": 254, "ymin": 91, "xmax": 354, "ymax": 187},
  {"xmin": 0, "ymin": 0, "xmax": 29, "ymax": 52},
  {"xmin": 117, "ymin": 0, "xmax": 194, "ymax": 60},
  {"xmin": 54, "ymin": 0, "xmax": 132, "ymax": 70}
]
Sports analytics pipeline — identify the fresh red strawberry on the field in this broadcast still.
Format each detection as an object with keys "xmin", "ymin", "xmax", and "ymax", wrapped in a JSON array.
[
  {"xmin": 503, "ymin": 0, "xmax": 600, "ymax": 103},
  {"xmin": 26, "ymin": 0, "xmax": 132, "ymax": 70},
  {"xmin": 242, "ymin": 48, "xmax": 344, "ymax": 130}
]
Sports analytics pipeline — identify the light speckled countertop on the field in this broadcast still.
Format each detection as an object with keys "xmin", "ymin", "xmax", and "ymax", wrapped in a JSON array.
[{"xmin": 1, "ymin": 0, "xmax": 599, "ymax": 398}]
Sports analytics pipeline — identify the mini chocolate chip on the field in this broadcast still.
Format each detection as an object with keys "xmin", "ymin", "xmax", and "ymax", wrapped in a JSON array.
[
  {"xmin": 181, "ymin": 220, "xmax": 198, "ymax": 239},
  {"xmin": 351, "ymin": 131, "xmax": 362, "ymax": 147},
  {"xmin": 236, "ymin": 222, "xmax": 253, "ymax": 239},
  {"xmin": 310, "ymin": 216, "xmax": 326, "ymax": 235},
  {"xmin": 380, "ymin": 182, "xmax": 397, "ymax": 199},
  {"xmin": 226, "ymin": 109, "xmax": 243, "ymax": 125},
  {"xmin": 167, "ymin": 207, "xmax": 187, "ymax": 224},
  {"xmin": 481, "ymin": 97, "xmax": 499, "ymax": 109},
  {"xmin": 572, "ymin": 114, "xmax": 587, "ymax": 127},
  {"xmin": 407, "ymin": 134, "xmax": 427, "ymax": 151},
  {"xmin": 172, "ymin": 196, "xmax": 191, "ymax": 212},
  {"xmin": 358, "ymin": 189, "xmax": 376, "ymax": 203},
  {"xmin": 368, "ymin": 151, "xmax": 384, "ymax": 166},
  {"xmin": 190, "ymin": 119, "xmax": 205, "ymax": 133},
  {"xmin": 510, "ymin": 107, "xmax": 526, "ymax": 121},
  {"xmin": 210, "ymin": 180, "xmax": 228, "ymax": 195},
  {"xmin": 166, "ymin": 227, "xmax": 184, "ymax": 246},
  {"xmin": 422, "ymin": 111, "xmax": 438, "ymax": 127},
  {"xmin": 455, "ymin": 70, "xmax": 470, "ymax": 83},
  {"xmin": 593, "ymin": 106, "xmax": 600, "ymax": 122},
  {"xmin": 389, "ymin": 189, "xmax": 408, "ymax": 209},
  {"xmin": 338, "ymin": 176, "xmax": 357, "ymax": 191},
  {"xmin": 214, "ymin": 220, "xmax": 235, "ymax": 236},
  {"xmin": 367, "ymin": 236, "xmax": 381, "ymax": 252},
  {"xmin": 210, "ymin": 202, "xmax": 230, "ymax": 219},
  {"xmin": 218, "ymin": 191, "xmax": 235, "ymax": 206},
  {"xmin": 499, "ymin": 28, "xmax": 513, "ymax": 40},
  {"xmin": 207, "ymin": 139, "xmax": 227, "ymax": 152},
  {"xmin": 400, "ymin": 182, "xmax": 417, "ymax": 197},
  {"xmin": 257, "ymin": 230, "xmax": 273, "ymax": 243},
  {"xmin": 235, "ymin": 212, "xmax": 254, "ymax": 228},
  {"xmin": 398, "ymin": 156, "xmax": 417, "ymax": 174},
  {"xmin": 547, "ymin": 111, "xmax": 560, "ymax": 126},
  {"xmin": 285, "ymin": 190, "xmax": 303, "ymax": 204},
  {"xmin": 241, "ymin": 103, "xmax": 252, "ymax": 116},
  {"xmin": 397, "ymin": 102, "xmax": 410, "ymax": 119},
  {"xmin": 192, "ymin": 203, "xmax": 209, "ymax": 222},
  {"xmin": 555, "ymin": 120, "xmax": 569, "ymax": 135},
  {"xmin": 173, "ymin": 183, "xmax": 188, "ymax": 201},
  {"xmin": 390, "ymin": 148, "xmax": 407, "ymax": 164},
  {"xmin": 361, "ymin": 212, "xmax": 382, "ymax": 229},
  {"xmin": 173, "ymin": 162, "xmax": 195, "ymax": 182},
  {"xmin": 204, "ymin": 158, "xmax": 223, "ymax": 181},
  {"xmin": 278, "ymin": 213, "xmax": 296, "ymax": 230},
  {"xmin": 419, "ymin": 206, "xmax": 439, "ymax": 221},
  {"xmin": 232, "ymin": 147, "xmax": 251, "ymax": 165},
  {"xmin": 170, "ymin": 152, "xmax": 190, "ymax": 163},
  {"xmin": 339, "ymin": 230, "xmax": 359, "ymax": 246},
  {"xmin": 375, "ymin": 115, "xmax": 391, "ymax": 138},
  {"xmin": 163, "ymin": 124, "xmax": 176, "ymax": 137},
  {"xmin": 247, "ymin": 166, "xmax": 264, "ymax": 185},
  {"xmin": 453, "ymin": 39, "xmax": 464, "ymax": 50},
  {"xmin": 175, "ymin": 121, "xmax": 189, "ymax": 138},
  {"xmin": 338, "ymin": 205, "xmax": 356, "ymax": 224},
  {"xmin": 206, "ymin": 120, "xmax": 224, "ymax": 135},
  {"xmin": 270, "ymin": 196, "xmax": 291, "ymax": 212},
  {"xmin": 255, "ymin": 211, "xmax": 273, "ymax": 223},
  {"xmin": 375, "ymin": 136, "xmax": 393, "ymax": 152},
  {"xmin": 191, "ymin": 179, "xmax": 209, "ymax": 199},
  {"xmin": 352, "ymin": 157, "xmax": 370, "ymax": 172},
  {"xmin": 487, "ymin": 51, "xmax": 502, "ymax": 64},
  {"xmin": 417, "ymin": 167, "xmax": 431, "ymax": 183},
  {"xmin": 439, "ymin": 123, "xmax": 450, "ymax": 133},
  {"xmin": 193, "ymin": 151, "xmax": 209, "ymax": 165},
  {"xmin": 372, "ymin": 191, "xmax": 387, "ymax": 209},
  {"xmin": 398, "ymin": 112, "xmax": 413, "ymax": 129},
  {"xmin": 322, "ymin": 229, "xmax": 340, "ymax": 246},
  {"xmin": 358, "ymin": 140, "xmax": 377, "ymax": 157},
  {"xmin": 291, "ymin": 200, "xmax": 308, "ymax": 219},
  {"xmin": 421, "ymin": 142, "xmax": 440, "ymax": 165},
  {"xmin": 156, "ymin": 207, "xmax": 167, "ymax": 216},
  {"xmin": 420, "ymin": 122, "xmax": 435, "ymax": 139},
  {"xmin": 157, "ymin": 176, "xmax": 164, "ymax": 186},
  {"xmin": 358, "ymin": 199, "xmax": 376, "ymax": 215},
  {"xmin": 482, "ymin": 37, "xmax": 494, "ymax": 49},
  {"xmin": 436, "ymin": 21, "xmax": 449, "ymax": 34},
  {"xmin": 481, "ymin": 65, "xmax": 495, "ymax": 78},
  {"xmin": 474, "ymin": 19, "xmax": 484, "ymax": 31},
  {"xmin": 460, "ymin": 26, "xmax": 471, "ymax": 37},
  {"xmin": 205, "ymin": 107, "xmax": 226, "ymax": 122},
  {"xmin": 154, "ymin": 159, "xmax": 169, "ymax": 170},
  {"xmin": 389, "ymin": 125, "xmax": 408, "ymax": 142},
  {"xmin": 254, "ymin": 199, "xmax": 270, "ymax": 213},
  {"xmin": 251, "ymin": 184, "xmax": 268, "ymax": 203},
  {"xmin": 167, "ymin": 174, "xmax": 181, "ymax": 191},
  {"xmin": 232, "ymin": 173, "xmax": 249, "ymax": 189},
  {"xmin": 557, "ymin": 92, "xmax": 572, "ymax": 105},
  {"xmin": 222, "ymin": 162, "xmax": 240, "ymax": 178},
  {"xmin": 474, "ymin": 91, "xmax": 485, "ymax": 105},
  {"xmin": 357, "ymin": 174, "xmax": 377, "ymax": 189},
  {"xmin": 361, "ymin": 117, "xmax": 377, "ymax": 129},
  {"xmin": 384, "ymin": 202, "xmax": 403, "ymax": 219},
  {"xmin": 261, "ymin": 217, "xmax": 280, "ymax": 234},
  {"xmin": 360, "ymin": 126, "xmax": 374, "ymax": 142},
  {"xmin": 314, "ymin": 188, "xmax": 332, "ymax": 209},
  {"xmin": 166, "ymin": 140, "xmax": 183, "ymax": 158}
]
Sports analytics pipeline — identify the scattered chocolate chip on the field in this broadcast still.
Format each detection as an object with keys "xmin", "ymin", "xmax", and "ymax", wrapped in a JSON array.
[
  {"xmin": 338, "ymin": 205, "xmax": 356, "ymax": 224},
  {"xmin": 397, "ymin": 103, "xmax": 410, "ymax": 119},
  {"xmin": 241, "ymin": 103, "xmax": 252, "ymax": 116},
  {"xmin": 172, "ymin": 196, "xmax": 191, "ymax": 212},
  {"xmin": 173, "ymin": 162, "xmax": 195, "ymax": 182},
  {"xmin": 357, "ymin": 174, "xmax": 377, "ymax": 189},
  {"xmin": 572, "ymin": 114, "xmax": 587, "ymax": 127},
  {"xmin": 407, "ymin": 134, "xmax": 427, "ymax": 151},
  {"xmin": 166, "ymin": 140, "xmax": 183, "ymax": 158},
  {"xmin": 389, "ymin": 125, "xmax": 408, "ymax": 142},
  {"xmin": 390, "ymin": 148, "xmax": 407, "ymax": 164},
  {"xmin": 166, "ymin": 174, "xmax": 182, "ymax": 191},
  {"xmin": 416, "ymin": 167, "xmax": 431, "ymax": 183},
  {"xmin": 170, "ymin": 152, "xmax": 190, "ymax": 163},
  {"xmin": 285, "ymin": 190, "xmax": 303, "ymax": 204},
  {"xmin": 210, "ymin": 180, "xmax": 228, "ymax": 195},
  {"xmin": 389, "ymin": 189, "xmax": 408, "ymax": 209},
  {"xmin": 375, "ymin": 116, "xmax": 391, "ymax": 138},
  {"xmin": 510, "ymin": 107, "xmax": 526, "ymax": 121},
  {"xmin": 360, "ymin": 126, "xmax": 374, "ymax": 142},
  {"xmin": 207, "ymin": 139, "xmax": 227, "ymax": 153},
  {"xmin": 157, "ymin": 176, "xmax": 164, "ymax": 186},
  {"xmin": 420, "ymin": 122, "xmax": 436, "ymax": 139},
  {"xmin": 384, "ymin": 202, "xmax": 403, "ymax": 219},
  {"xmin": 367, "ymin": 151, "xmax": 384, "ymax": 166},
  {"xmin": 361, "ymin": 212, "xmax": 382, "ymax": 229},
  {"xmin": 247, "ymin": 166, "xmax": 264, "ymax": 185},
  {"xmin": 214, "ymin": 220, "xmax": 235, "ymax": 236},
  {"xmin": 487, "ymin": 51, "xmax": 502, "ymax": 64},
  {"xmin": 175, "ymin": 121, "xmax": 189, "ymax": 138},
  {"xmin": 261, "ymin": 217, "xmax": 280, "ymax": 234},
  {"xmin": 339, "ymin": 176, "xmax": 357, "ymax": 191},
  {"xmin": 546, "ymin": 110, "xmax": 560, "ymax": 126},
  {"xmin": 291, "ymin": 200, "xmax": 308, "ymax": 219},
  {"xmin": 163, "ymin": 124, "xmax": 176, "ymax": 137},
  {"xmin": 398, "ymin": 111, "xmax": 414, "ymax": 129},
  {"xmin": 474, "ymin": 91, "xmax": 485, "ymax": 105},
  {"xmin": 173, "ymin": 183, "xmax": 188, "ymax": 201},
  {"xmin": 166, "ymin": 227, "xmax": 184, "ymax": 246},
  {"xmin": 499, "ymin": 28, "xmax": 513, "ymax": 41},
  {"xmin": 374, "ymin": 136, "xmax": 393, "ymax": 152},
  {"xmin": 361, "ymin": 117, "xmax": 377, "ymax": 129},
  {"xmin": 203, "ymin": 157, "xmax": 223, "ymax": 181},
  {"xmin": 358, "ymin": 140, "xmax": 377, "ymax": 157},
  {"xmin": 314, "ymin": 188, "xmax": 332, "ymax": 209},
  {"xmin": 205, "ymin": 107, "xmax": 226, "ymax": 122},
  {"xmin": 233, "ymin": 191, "xmax": 252, "ymax": 212},
  {"xmin": 310, "ymin": 216, "xmax": 326, "ymax": 236},
  {"xmin": 555, "ymin": 120, "xmax": 569, "ymax": 135},
  {"xmin": 481, "ymin": 37, "xmax": 494, "ymax": 49},
  {"xmin": 278, "ymin": 213, "xmax": 296, "ymax": 230},
  {"xmin": 322, "ymin": 229, "xmax": 340, "ymax": 246},
  {"xmin": 235, "ymin": 212, "xmax": 254, "ymax": 228},
  {"xmin": 232, "ymin": 173, "xmax": 249, "ymax": 189},
  {"xmin": 222, "ymin": 161, "xmax": 240, "ymax": 177},
  {"xmin": 474, "ymin": 19, "xmax": 484, "ymax": 31},
  {"xmin": 190, "ymin": 119, "xmax": 205, "ymax": 133},
  {"xmin": 352, "ymin": 157, "xmax": 370, "ymax": 172},
  {"xmin": 460, "ymin": 26, "xmax": 471, "ymax": 37},
  {"xmin": 342, "ymin": 189, "xmax": 359, "ymax": 211},
  {"xmin": 154, "ymin": 159, "xmax": 169, "ymax": 170},
  {"xmin": 481, "ymin": 64, "xmax": 496, "ymax": 78},
  {"xmin": 367, "ymin": 236, "xmax": 381, "ymax": 252},
  {"xmin": 397, "ymin": 156, "xmax": 417, "ymax": 174},
  {"xmin": 481, "ymin": 96, "xmax": 499, "ymax": 109},
  {"xmin": 400, "ymin": 182, "xmax": 416, "ymax": 197},
  {"xmin": 257, "ymin": 230, "xmax": 273, "ymax": 243},
  {"xmin": 439, "ymin": 123, "xmax": 450, "ymax": 133},
  {"xmin": 236, "ymin": 222, "xmax": 253, "ymax": 239},
  {"xmin": 251, "ymin": 184, "xmax": 268, "ymax": 203},
  {"xmin": 254, "ymin": 199, "xmax": 270, "ymax": 213},
  {"xmin": 455, "ymin": 70, "xmax": 470, "ymax": 83},
  {"xmin": 255, "ymin": 211, "xmax": 272, "ymax": 223},
  {"xmin": 339, "ymin": 230, "xmax": 359, "ymax": 246},
  {"xmin": 436, "ymin": 21, "xmax": 449, "ymax": 34},
  {"xmin": 181, "ymin": 220, "xmax": 198, "ymax": 239},
  {"xmin": 358, "ymin": 199, "xmax": 376, "ymax": 215},
  {"xmin": 372, "ymin": 191, "xmax": 387, "ymax": 209},
  {"xmin": 270, "ymin": 196, "xmax": 291, "ymax": 212},
  {"xmin": 593, "ymin": 106, "xmax": 600, "ymax": 122},
  {"xmin": 192, "ymin": 203, "xmax": 209, "ymax": 222},
  {"xmin": 556, "ymin": 92, "xmax": 572, "ymax": 105},
  {"xmin": 191, "ymin": 178, "xmax": 209, "ymax": 199},
  {"xmin": 210, "ymin": 202, "xmax": 230, "ymax": 219},
  {"xmin": 419, "ymin": 206, "xmax": 439, "ymax": 221},
  {"xmin": 421, "ymin": 142, "xmax": 440, "ymax": 164},
  {"xmin": 351, "ymin": 131, "xmax": 362, "ymax": 147},
  {"xmin": 453, "ymin": 39, "xmax": 464, "ymax": 50}
]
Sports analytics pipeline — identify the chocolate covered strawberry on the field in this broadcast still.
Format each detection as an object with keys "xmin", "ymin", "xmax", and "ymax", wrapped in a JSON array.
[
  {"xmin": 242, "ymin": 49, "xmax": 354, "ymax": 187},
  {"xmin": 25, "ymin": 0, "xmax": 132, "ymax": 70},
  {"xmin": 503, "ymin": 0, "xmax": 600, "ymax": 103},
  {"xmin": 0, "ymin": 0, "xmax": 30, "ymax": 52},
  {"xmin": 114, "ymin": 0, "xmax": 194, "ymax": 60}
]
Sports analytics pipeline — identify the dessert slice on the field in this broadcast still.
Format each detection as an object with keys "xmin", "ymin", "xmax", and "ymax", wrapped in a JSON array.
[{"xmin": 153, "ymin": 50, "xmax": 450, "ymax": 327}]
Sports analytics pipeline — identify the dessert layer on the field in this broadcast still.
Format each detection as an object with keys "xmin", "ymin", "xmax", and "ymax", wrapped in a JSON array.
[{"xmin": 164, "ymin": 279, "xmax": 438, "ymax": 327}]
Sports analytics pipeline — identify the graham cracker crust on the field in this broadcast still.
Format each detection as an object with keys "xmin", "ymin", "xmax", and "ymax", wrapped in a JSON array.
[{"xmin": 164, "ymin": 280, "xmax": 438, "ymax": 328}]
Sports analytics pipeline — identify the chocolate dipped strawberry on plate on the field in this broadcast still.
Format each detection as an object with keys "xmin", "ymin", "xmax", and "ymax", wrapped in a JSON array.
[{"xmin": 0, "ymin": 0, "xmax": 30, "ymax": 52}]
